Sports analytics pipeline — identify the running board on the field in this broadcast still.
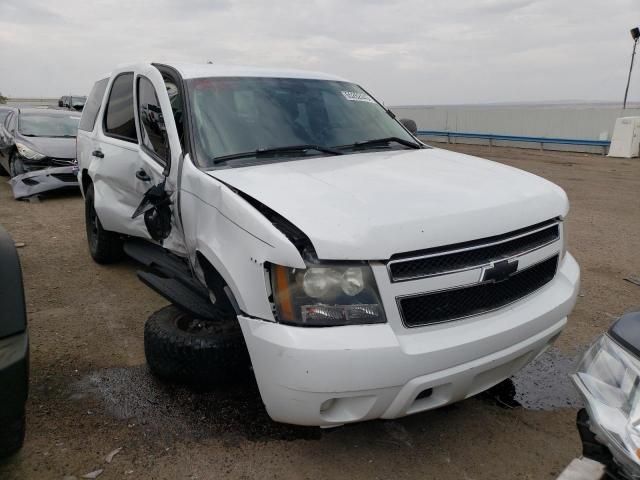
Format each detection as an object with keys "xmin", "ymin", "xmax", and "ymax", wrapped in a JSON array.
[
  {"xmin": 137, "ymin": 271, "xmax": 219, "ymax": 321},
  {"xmin": 124, "ymin": 239, "xmax": 191, "ymax": 280},
  {"xmin": 124, "ymin": 239, "xmax": 222, "ymax": 321}
]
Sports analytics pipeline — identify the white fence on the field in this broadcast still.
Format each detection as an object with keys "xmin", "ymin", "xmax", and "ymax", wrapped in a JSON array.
[
  {"xmin": 392, "ymin": 103, "xmax": 640, "ymax": 153},
  {"xmin": 5, "ymin": 98, "xmax": 59, "ymax": 108}
]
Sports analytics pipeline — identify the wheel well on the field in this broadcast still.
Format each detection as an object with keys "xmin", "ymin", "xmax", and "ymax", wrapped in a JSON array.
[
  {"xmin": 195, "ymin": 251, "xmax": 241, "ymax": 316},
  {"xmin": 81, "ymin": 169, "xmax": 92, "ymax": 196}
]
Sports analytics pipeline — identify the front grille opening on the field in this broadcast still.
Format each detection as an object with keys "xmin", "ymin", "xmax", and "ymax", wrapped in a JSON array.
[
  {"xmin": 389, "ymin": 221, "xmax": 560, "ymax": 282},
  {"xmin": 399, "ymin": 255, "xmax": 559, "ymax": 328}
]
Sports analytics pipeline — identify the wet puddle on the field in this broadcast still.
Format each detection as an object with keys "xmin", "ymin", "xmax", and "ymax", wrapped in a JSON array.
[
  {"xmin": 74, "ymin": 365, "xmax": 320, "ymax": 442},
  {"xmin": 481, "ymin": 347, "xmax": 583, "ymax": 410}
]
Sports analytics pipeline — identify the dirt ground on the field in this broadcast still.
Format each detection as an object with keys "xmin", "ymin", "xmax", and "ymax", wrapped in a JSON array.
[{"xmin": 1, "ymin": 144, "xmax": 639, "ymax": 480}]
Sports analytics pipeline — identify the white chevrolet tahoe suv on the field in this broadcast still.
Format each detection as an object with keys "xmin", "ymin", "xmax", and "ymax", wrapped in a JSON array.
[{"xmin": 77, "ymin": 62, "xmax": 580, "ymax": 427}]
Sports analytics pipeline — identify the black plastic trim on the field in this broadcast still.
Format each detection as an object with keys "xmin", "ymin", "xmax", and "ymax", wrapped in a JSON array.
[
  {"xmin": 0, "ymin": 225, "xmax": 27, "ymax": 339},
  {"xmin": 0, "ymin": 332, "xmax": 29, "ymax": 419},
  {"xmin": 609, "ymin": 310, "xmax": 640, "ymax": 359}
]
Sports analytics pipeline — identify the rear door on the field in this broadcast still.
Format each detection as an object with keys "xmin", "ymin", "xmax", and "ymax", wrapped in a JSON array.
[{"xmin": 77, "ymin": 78, "xmax": 108, "ymax": 189}]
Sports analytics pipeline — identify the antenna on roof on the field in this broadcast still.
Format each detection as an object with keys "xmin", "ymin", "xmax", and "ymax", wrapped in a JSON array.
[{"xmin": 623, "ymin": 27, "xmax": 639, "ymax": 109}]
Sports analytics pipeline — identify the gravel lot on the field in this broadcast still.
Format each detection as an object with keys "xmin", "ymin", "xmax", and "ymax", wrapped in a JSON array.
[{"xmin": 0, "ymin": 144, "xmax": 638, "ymax": 480}]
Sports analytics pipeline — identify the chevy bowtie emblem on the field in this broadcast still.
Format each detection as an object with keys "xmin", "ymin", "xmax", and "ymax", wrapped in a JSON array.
[{"xmin": 482, "ymin": 259, "xmax": 519, "ymax": 283}]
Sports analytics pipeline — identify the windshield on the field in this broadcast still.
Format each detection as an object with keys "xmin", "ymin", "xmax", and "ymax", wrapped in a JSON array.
[
  {"xmin": 187, "ymin": 77, "xmax": 416, "ymax": 167},
  {"xmin": 18, "ymin": 113, "xmax": 80, "ymax": 137}
]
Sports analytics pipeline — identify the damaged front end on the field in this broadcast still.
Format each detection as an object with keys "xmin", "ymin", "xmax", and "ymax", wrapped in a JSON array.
[
  {"xmin": 572, "ymin": 310, "xmax": 640, "ymax": 480},
  {"xmin": 9, "ymin": 158, "xmax": 79, "ymax": 200}
]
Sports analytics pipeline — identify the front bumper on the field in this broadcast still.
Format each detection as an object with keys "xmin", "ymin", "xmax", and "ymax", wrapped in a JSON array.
[
  {"xmin": 10, "ymin": 165, "xmax": 79, "ymax": 199},
  {"xmin": 239, "ymin": 253, "xmax": 580, "ymax": 426}
]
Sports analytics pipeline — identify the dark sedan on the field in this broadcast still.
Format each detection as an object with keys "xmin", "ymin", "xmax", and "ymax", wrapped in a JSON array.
[
  {"xmin": 0, "ymin": 108, "xmax": 81, "ymax": 199},
  {"xmin": 0, "ymin": 224, "xmax": 28, "ymax": 457}
]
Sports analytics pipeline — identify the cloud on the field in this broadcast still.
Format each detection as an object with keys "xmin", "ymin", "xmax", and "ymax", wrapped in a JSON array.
[{"xmin": 0, "ymin": 0, "xmax": 638, "ymax": 105}]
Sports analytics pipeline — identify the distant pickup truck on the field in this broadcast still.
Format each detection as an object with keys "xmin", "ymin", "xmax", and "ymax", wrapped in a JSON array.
[
  {"xmin": 76, "ymin": 62, "xmax": 580, "ymax": 427},
  {"xmin": 58, "ymin": 95, "xmax": 86, "ymax": 111}
]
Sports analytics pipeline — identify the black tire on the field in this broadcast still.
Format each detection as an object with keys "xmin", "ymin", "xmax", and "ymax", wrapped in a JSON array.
[
  {"xmin": 9, "ymin": 153, "xmax": 25, "ymax": 178},
  {"xmin": 84, "ymin": 183, "xmax": 123, "ymax": 264},
  {"xmin": 0, "ymin": 412, "xmax": 25, "ymax": 458},
  {"xmin": 144, "ymin": 305, "xmax": 250, "ymax": 387}
]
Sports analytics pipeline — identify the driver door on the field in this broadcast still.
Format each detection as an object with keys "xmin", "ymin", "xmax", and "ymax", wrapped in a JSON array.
[{"xmin": 131, "ymin": 65, "xmax": 186, "ymax": 255}]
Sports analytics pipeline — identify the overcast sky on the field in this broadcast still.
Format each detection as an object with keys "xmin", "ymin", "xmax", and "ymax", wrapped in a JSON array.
[{"xmin": 0, "ymin": 0, "xmax": 638, "ymax": 105}]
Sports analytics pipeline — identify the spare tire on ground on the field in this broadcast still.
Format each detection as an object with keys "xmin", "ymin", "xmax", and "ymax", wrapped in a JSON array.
[{"xmin": 144, "ymin": 305, "xmax": 251, "ymax": 387}]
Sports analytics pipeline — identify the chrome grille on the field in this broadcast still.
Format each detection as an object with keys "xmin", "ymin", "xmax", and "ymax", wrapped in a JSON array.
[{"xmin": 398, "ymin": 255, "xmax": 559, "ymax": 327}]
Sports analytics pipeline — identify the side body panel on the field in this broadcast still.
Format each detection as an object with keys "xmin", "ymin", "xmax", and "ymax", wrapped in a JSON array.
[{"xmin": 179, "ymin": 156, "xmax": 305, "ymax": 319}]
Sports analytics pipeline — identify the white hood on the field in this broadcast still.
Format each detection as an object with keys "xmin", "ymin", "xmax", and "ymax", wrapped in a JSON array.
[{"xmin": 209, "ymin": 148, "xmax": 568, "ymax": 260}]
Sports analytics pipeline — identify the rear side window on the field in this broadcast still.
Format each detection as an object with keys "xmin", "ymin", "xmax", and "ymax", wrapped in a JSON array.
[
  {"xmin": 104, "ymin": 73, "xmax": 137, "ymax": 142},
  {"xmin": 79, "ymin": 78, "xmax": 108, "ymax": 132},
  {"xmin": 137, "ymin": 77, "xmax": 169, "ymax": 164}
]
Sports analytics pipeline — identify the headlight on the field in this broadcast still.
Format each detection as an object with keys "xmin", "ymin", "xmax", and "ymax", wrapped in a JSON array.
[
  {"xmin": 270, "ymin": 263, "xmax": 386, "ymax": 326},
  {"xmin": 16, "ymin": 143, "xmax": 46, "ymax": 161},
  {"xmin": 573, "ymin": 334, "xmax": 640, "ymax": 467}
]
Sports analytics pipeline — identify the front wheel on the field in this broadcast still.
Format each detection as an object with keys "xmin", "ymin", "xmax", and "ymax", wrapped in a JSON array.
[
  {"xmin": 144, "ymin": 305, "xmax": 251, "ymax": 387},
  {"xmin": 84, "ymin": 183, "xmax": 123, "ymax": 264}
]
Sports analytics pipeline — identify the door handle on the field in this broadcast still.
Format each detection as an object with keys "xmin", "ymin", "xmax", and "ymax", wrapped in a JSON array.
[
  {"xmin": 92, "ymin": 150, "xmax": 104, "ymax": 158},
  {"xmin": 136, "ymin": 168, "xmax": 151, "ymax": 182}
]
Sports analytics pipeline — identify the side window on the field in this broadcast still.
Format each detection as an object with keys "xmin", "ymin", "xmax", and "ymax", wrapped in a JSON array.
[
  {"xmin": 137, "ymin": 77, "xmax": 169, "ymax": 163},
  {"xmin": 104, "ymin": 73, "xmax": 137, "ymax": 143},
  {"xmin": 79, "ymin": 79, "xmax": 108, "ymax": 132}
]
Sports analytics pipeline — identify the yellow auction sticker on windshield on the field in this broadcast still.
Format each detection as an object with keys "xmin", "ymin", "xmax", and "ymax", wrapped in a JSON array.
[{"xmin": 341, "ymin": 91, "xmax": 375, "ymax": 103}]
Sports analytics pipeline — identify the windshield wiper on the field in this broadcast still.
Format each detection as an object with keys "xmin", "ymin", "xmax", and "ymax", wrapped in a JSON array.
[
  {"xmin": 339, "ymin": 136, "xmax": 422, "ymax": 151},
  {"xmin": 212, "ymin": 144, "xmax": 343, "ymax": 164}
]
